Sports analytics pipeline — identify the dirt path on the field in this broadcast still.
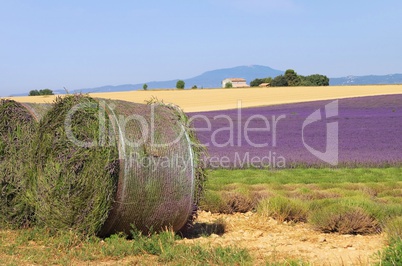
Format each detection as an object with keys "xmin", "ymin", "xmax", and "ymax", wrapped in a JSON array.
[{"xmin": 180, "ymin": 211, "xmax": 386, "ymax": 265}]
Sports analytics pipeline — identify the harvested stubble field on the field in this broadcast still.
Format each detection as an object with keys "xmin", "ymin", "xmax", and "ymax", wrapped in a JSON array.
[
  {"xmin": 7, "ymin": 84, "xmax": 402, "ymax": 112},
  {"xmin": 2, "ymin": 86, "xmax": 402, "ymax": 265}
]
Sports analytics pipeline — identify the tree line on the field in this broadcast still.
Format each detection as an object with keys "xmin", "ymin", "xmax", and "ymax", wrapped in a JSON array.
[
  {"xmin": 251, "ymin": 69, "xmax": 329, "ymax": 87},
  {"xmin": 29, "ymin": 89, "xmax": 54, "ymax": 96}
]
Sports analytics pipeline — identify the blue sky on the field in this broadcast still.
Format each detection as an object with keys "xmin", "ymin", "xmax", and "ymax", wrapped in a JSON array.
[{"xmin": 1, "ymin": 0, "xmax": 401, "ymax": 95}]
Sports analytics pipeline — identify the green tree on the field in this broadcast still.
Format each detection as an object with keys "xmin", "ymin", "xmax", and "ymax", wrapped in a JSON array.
[
  {"xmin": 271, "ymin": 75, "xmax": 288, "ymax": 87},
  {"xmin": 250, "ymin": 77, "xmax": 273, "ymax": 87},
  {"xmin": 191, "ymin": 85, "xmax": 197, "ymax": 89},
  {"xmin": 39, "ymin": 89, "xmax": 54, "ymax": 95},
  {"xmin": 262, "ymin": 77, "xmax": 273, "ymax": 84},
  {"xmin": 143, "ymin": 84, "xmax": 148, "ymax": 90},
  {"xmin": 299, "ymin": 76, "xmax": 314, "ymax": 86},
  {"xmin": 29, "ymin": 89, "xmax": 53, "ymax": 96},
  {"xmin": 225, "ymin": 82, "xmax": 233, "ymax": 88},
  {"xmin": 305, "ymin": 74, "xmax": 330, "ymax": 86},
  {"xmin": 29, "ymin": 90, "xmax": 40, "ymax": 96},
  {"xmin": 250, "ymin": 78, "xmax": 263, "ymax": 87},
  {"xmin": 176, "ymin": 80, "xmax": 185, "ymax": 89},
  {"xmin": 284, "ymin": 69, "xmax": 301, "ymax": 87}
]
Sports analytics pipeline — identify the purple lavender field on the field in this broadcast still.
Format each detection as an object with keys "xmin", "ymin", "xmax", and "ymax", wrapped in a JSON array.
[{"xmin": 189, "ymin": 94, "xmax": 402, "ymax": 168}]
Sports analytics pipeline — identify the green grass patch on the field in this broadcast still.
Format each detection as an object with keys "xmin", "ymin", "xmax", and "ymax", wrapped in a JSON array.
[
  {"xmin": 266, "ymin": 261, "xmax": 310, "ymax": 266},
  {"xmin": 384, "ymin": 216, "xmax": 402, "ymax": 242},
  {"xmin": 378, "ymin": 239, "xmax": 402, "ymax": 266},
  {"xmin": 377, "ymin": 217, "xmax": 402, "ymax": 265},
  {"xmin": 208, "ymin": 168, "xmax": 402, "ymax": 187},
  {"xmin": 202, "ymin": 168, "xmax": 402, "ymax": 235},
  {"xmin": 257, "ymin": 196, "xmax": 308, "ymax": 223},
  {"xmin": 0, "ymin": 228, "xmax": 252, "ymax": 265}
]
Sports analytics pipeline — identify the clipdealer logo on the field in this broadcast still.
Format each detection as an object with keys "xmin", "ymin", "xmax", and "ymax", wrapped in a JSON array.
[{"xmin": 302, "ymin": 100, "xmax": 339, "ymax": 166}]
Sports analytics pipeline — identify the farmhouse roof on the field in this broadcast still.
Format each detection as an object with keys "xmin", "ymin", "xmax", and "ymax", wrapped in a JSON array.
[
  {"xmin": 259, "ymin": 83, "xmax": 270, "ymax": 87},
  {"xmin": 226, "ymin": 78, "xmax": 246, "ymax": 82}
]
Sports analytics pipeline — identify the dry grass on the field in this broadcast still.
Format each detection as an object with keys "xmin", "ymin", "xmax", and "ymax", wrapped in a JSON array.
[
  {"xmin": 220, "ymin": 192, "xmax": 256, "ymax": 214},
  {"xmin": 5, "ymin": 84, "xmax": 402, "ymax": 112},
  {"xmin": 309, "ymin": 205, "xmax": 381, "ymax": 235}
]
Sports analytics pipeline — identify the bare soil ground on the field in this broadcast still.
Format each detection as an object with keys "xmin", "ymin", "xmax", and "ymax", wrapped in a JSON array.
[
  {"xmin": 181, "ymin": 211, "xmax": 386, "ymax": 265},
  {"xmin": 0, "ymin": 211, "xmax": 386, "ymax": 265}
]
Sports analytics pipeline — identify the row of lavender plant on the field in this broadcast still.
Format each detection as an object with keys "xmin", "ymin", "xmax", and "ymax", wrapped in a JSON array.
[{"xmin": 189, "ymin": 94, "xmax": 402, "ymax": 168}]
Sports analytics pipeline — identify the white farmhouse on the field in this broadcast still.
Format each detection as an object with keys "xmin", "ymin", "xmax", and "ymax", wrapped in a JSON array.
[{"xmin": 222, "ymin": 78, "xmax": 249, "ymax": 88}]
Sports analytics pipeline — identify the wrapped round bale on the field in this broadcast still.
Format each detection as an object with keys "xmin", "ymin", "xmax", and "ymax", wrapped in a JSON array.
[
  {"xmin": 0, "ymin": 100, "xmax": 51, "ymax": 226},
  {"xmin": 34, "ymin": 95, "xmax": 205, "ymax": 236}
]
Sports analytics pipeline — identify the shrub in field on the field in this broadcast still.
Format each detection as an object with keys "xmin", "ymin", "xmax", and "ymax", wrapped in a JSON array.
[
  {"xmin": 200, "ymin": 190, "xmax": 226, "ymax": 213},
  {"xmin": 384, "ymin": 216, "xmax": 402, "ymax": 242},
  {"xmin": 309, "ymin": 203, "xmax": 380, "ymax": 234},
  {"xmin": 221, "ymin": 191, "xmax": 255, "ymax": 214},
  {"xmin": 0, "ymin": 100, "xmax": 50, "ymax": 227},
  {"xmin": 289, "ymin": 186, "xmax": 340, "ymax": 201},
  {"xmin": 340, "ymin": 196, "xmax": 386, "ymax": 223},
  {"xmin": 200, "ymin": 190, "xmax": 257, "ymax": 214},
  {"xmin": 381, "ymin": 203, "xmax": 402, "ymax": 220},
  {"xmin": 257, "ymin": 196, "xmax": 308, "ymax": 223},
  {"xmin": 32, "ymin": 95, "xmax": 205, "ymax": 236}
]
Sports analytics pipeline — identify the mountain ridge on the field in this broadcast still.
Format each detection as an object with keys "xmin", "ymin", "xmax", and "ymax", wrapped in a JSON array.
[
  {"xmin": 10, "ymin": 65, "xmax": 402, "ymax": 96},
  {"xmin": 71, "ymin": 65, "xmax": 284, "ymax": 94},
  {"xmin": 329, "ymin": 74, "xmax": 402, "ymax": 86}
]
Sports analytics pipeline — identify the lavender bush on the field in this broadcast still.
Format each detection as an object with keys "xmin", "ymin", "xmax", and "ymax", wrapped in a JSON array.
[{"xmin": 189, "ymin": 94, "xmax": 402, "ymax": 168}]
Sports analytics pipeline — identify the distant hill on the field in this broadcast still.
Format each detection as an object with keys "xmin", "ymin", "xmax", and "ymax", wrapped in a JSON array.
[
  {"xmin": 330, "ymin": 74, "xmax": 402, "ymax": 86},
  {"xmin": 11, "ymin": 66, "xmax": 402, "ymax": 96},
  {"xmin": 182, "ymin": 65, "xmax": 284, "ymax": 89},
  {"xmin": 71, "ymin": 65, "xmax": 284, "ymax": 93},
  {"xmin": 11, "ymin": 65, "xmax": 284, "ymax": 96}
]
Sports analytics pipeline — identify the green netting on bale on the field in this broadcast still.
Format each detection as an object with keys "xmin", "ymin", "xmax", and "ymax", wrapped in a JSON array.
[
  {"xmin": 0, "ymin": 100, "xmax": 50, "ymax": 227},
  {"xmin": 33, "ymin": 95, "xmax": 119, "ymax": 235},
  {"xmin": 98, "ymin": 98, "xmax": 204, "ymax": 236},
  {"xmin": 33, "ymin": 95, "xmax": 205, "ymax": 236},
  {"xmin": 142, "ymin": 98, "xmax": 208, "ymax": 232}
]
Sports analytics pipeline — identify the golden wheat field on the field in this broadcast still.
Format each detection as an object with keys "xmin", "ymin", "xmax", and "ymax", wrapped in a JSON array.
[{"xmin": 6, "ymin": 84, "xmax": 402, "ymax": 112}]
